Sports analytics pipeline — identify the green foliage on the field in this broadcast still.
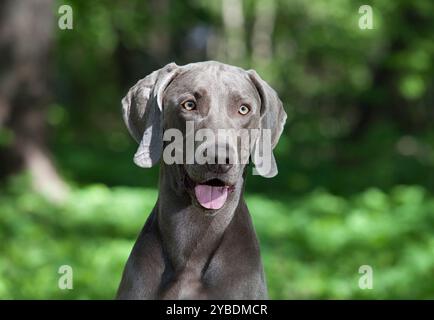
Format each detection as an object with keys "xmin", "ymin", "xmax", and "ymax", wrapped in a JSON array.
[
  {"xmin": 1, "ymin": 177, "xmax": 433, "ymax": 299},
  {"xmin": 0, "ymin": 177, "xmax": 156, "ymax": 299},
  {"xmin": 254, "ymin": 186, "xmax": 434, "ymax": 299}
]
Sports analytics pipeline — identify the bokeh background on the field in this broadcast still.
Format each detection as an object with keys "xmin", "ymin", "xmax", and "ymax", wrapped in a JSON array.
[{"xmin": 0, "ymin": 0, "xmax": 433, "ymax": 299}]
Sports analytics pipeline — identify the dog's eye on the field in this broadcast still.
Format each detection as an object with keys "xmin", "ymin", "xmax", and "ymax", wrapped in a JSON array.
[
  {"xmin": 181, "ymin": 100, "xmax": 196, "ymax": 111},
  {"xmin": 238, "ymin": 105, "xmax": 250, "ymax": 115}
]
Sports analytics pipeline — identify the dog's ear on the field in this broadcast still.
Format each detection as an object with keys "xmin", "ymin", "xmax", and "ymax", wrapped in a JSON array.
[
  {"xmin": 122, "ymin": 62, "xmax": 179, "ymax": 168},
  {"xmin": 248, "ymin": 70, "xmax": 287, "ymax": 178}
]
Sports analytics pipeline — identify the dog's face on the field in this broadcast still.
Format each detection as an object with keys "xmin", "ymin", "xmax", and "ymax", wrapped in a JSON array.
[
  {"xmin": 162, "ymin": 64, "xmax": 262, "ymax": 209},
  {"xmin": 122, "ymin": 61, "xmax": 286, "ymax": 211}
]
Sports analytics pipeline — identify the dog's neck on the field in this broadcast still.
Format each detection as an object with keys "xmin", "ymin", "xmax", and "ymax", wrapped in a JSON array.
[{"xmin": 156, "ymin": 163, "xmax": 244, "ymax": 274}]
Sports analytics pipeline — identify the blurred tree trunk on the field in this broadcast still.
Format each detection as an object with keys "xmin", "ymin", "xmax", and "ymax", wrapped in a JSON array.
[
  {"xmin": 251, "ymin": 0, "xmax": 276, "ymax": 68},
  {"xmin": 148, "ymin": 0, "xmax": 170, "ymax": 63},
  {"xmin": 221, "ymin": 0, "xmax": 246, "ymax": 65},
  {"xmin": 0, "ymin": 0, "xmax": 68, "ymax": 201}
]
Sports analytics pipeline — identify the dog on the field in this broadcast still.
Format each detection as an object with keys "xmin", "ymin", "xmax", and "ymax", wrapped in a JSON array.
[{"xmin": 116, "ymin": 61, "xmax": 286, "ymax": 299}]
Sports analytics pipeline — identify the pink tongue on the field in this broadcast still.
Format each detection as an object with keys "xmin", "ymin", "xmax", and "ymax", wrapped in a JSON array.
[{"xmin": 194, "ymin": 184, "xmax": 229, "ymax": 210}]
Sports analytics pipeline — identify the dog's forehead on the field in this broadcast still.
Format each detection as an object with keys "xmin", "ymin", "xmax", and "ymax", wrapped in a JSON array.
[{"xmin": 172, "ymin": 62, "xmax": 257, "ymax": 98}]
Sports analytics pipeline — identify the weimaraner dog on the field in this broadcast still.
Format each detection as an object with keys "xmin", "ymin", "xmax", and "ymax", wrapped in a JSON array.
[{"xmin": 116, "ymin": 61, "xmax": 287, "ymax": 299}]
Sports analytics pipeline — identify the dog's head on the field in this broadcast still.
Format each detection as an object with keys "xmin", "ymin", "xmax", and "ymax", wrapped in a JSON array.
[{"xmin": 122, "ymin": 61, "xmax": 286, "ymax": 211}]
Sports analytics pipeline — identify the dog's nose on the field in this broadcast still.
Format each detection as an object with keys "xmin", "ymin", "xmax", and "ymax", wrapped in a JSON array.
[{"xmin": 206, "ymin": 156, "xmax": 233, "ymax": 173}]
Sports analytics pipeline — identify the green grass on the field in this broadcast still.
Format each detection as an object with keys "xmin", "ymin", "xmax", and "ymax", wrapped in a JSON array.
[{"xmin": 1, "ymin": 177, "xmax": 434, "ymax": 299}]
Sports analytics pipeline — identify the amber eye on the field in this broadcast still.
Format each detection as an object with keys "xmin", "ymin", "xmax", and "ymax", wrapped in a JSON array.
[
  {"xmin": 181, "ymin": 100, "xmax": 196, "ymax": 111},
  {"xmin": 238, "ymin": 105, "xmax": 250, "ymax": 115}
]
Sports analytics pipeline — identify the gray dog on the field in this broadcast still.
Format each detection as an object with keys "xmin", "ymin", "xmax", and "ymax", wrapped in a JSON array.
[{"xmin": 116, "ymin": 61, "xmax": 286, "ymax": 299}]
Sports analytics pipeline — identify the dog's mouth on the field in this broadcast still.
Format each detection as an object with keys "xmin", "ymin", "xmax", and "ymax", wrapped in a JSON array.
[
  {"xmin": 185, "ymin": 175, "xmax": 235, "ymax": 210},
  {"xmin": 194, "ymin": 179, "xmax": 231, "ymax": 210}
]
